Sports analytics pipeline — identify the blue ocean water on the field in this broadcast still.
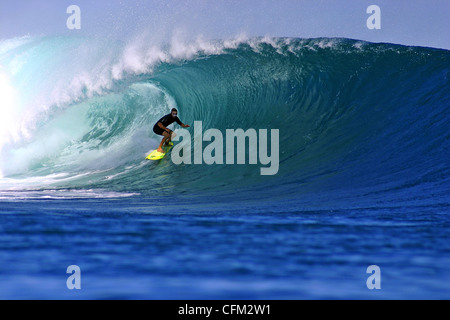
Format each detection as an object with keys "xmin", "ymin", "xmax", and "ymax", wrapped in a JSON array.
[{"xmin": 0, "ymin": 36, "xmax": 449, "ymax": 299}]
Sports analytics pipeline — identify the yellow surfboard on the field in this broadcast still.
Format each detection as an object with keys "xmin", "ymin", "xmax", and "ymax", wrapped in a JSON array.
[{"xmin": 146, "ymin": 142, "xmax": 174, "ymax": 160}]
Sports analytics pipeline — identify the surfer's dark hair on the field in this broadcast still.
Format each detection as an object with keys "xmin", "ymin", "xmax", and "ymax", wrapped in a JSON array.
[{"xmin": 171, "ymin": 108, "xmax": 178, "ymax": 113}]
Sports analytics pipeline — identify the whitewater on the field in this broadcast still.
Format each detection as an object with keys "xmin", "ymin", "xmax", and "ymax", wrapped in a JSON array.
[{"xmin": 0, "ymin": 34, "xmax": 449, "ymax": 299}]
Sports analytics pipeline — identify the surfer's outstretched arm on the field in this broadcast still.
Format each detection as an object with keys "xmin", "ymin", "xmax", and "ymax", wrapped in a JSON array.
[{"xmin": 173, "ymin": 115, "xmax": 190, "ymax": 128}]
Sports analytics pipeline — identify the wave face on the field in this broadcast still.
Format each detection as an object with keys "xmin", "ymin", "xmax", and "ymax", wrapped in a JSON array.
[{"xmin": 0, "ymin": 36, "xmax": 449, "ymax": 206}]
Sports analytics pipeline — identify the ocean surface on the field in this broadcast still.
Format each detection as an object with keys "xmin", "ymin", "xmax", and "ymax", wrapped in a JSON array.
[{"xmin": 0, "ymin": 36, "xmax": 449, "ymax": 299}]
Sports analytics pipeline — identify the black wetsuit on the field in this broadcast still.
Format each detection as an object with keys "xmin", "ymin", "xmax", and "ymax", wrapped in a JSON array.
[{"xmin": 153, "ymin": 114, "xmax": 182, "ymax": 135}]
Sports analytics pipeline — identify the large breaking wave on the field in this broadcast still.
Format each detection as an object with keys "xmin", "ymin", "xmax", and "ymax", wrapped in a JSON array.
[{"xmin": 0, "ymin": 35, "xmax": 449, "ymax": 205}]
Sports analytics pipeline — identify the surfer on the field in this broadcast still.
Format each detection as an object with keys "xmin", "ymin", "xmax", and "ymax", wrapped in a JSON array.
[{"xmin": 153, "ymin": 108, "xmax": 190, "ymax": 153}]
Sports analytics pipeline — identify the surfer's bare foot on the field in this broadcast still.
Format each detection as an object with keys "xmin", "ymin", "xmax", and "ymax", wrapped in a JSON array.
[{"xmin": 157, "ymin": 148, "xmax": 164, "ymax": 153}]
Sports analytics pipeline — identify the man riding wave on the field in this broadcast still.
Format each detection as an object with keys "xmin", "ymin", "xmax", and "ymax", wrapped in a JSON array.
[{"xmin": 153, "ymin": 108, "xmax": 190, "ymax": 153}]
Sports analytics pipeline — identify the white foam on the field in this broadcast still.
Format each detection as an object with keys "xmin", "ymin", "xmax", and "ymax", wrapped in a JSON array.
[{"xmin": 0, "ymin": 188, "xmax": 140, "ymax": 200}]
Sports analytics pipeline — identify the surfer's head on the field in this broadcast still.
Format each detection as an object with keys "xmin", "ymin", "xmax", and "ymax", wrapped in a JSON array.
[{"xmin": 171, "ymin": 108, "xmax": 178, "ymax": 118}]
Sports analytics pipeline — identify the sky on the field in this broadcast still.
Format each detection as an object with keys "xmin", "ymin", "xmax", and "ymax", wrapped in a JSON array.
[{"xmin": 0, "ymin": 0, "xmax": 449, "ymax": 49}]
